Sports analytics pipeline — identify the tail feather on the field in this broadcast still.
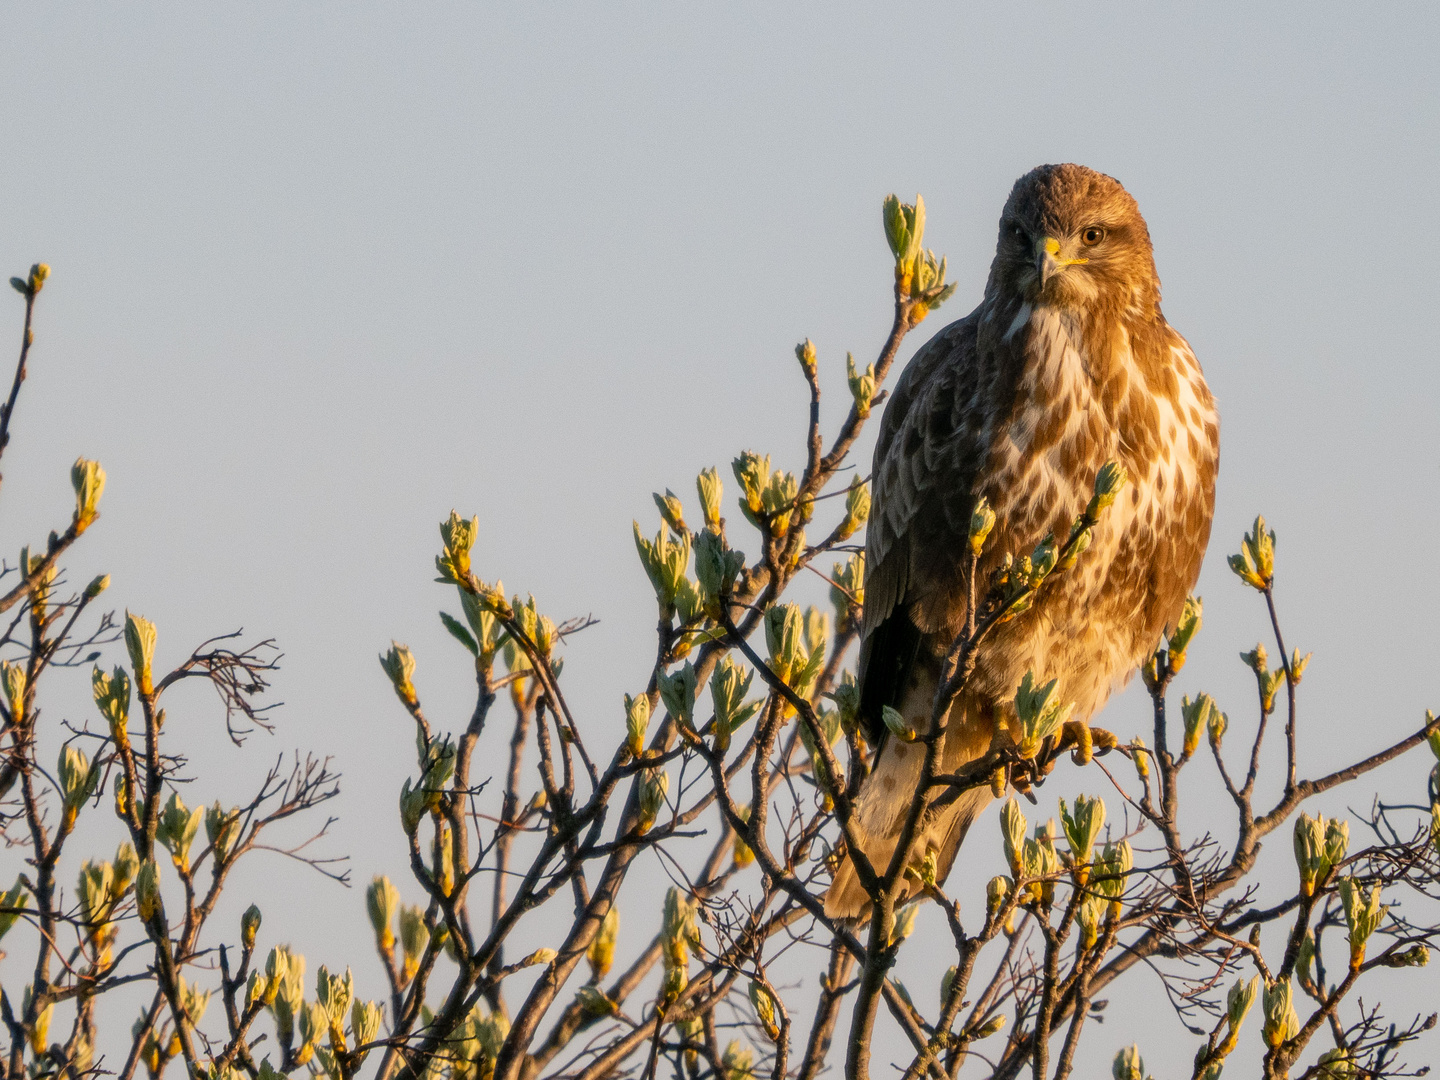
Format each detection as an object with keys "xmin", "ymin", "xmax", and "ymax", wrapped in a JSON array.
[{"xmin": 823, "ymin": 695, "xmax": 995, "ymax": 922}]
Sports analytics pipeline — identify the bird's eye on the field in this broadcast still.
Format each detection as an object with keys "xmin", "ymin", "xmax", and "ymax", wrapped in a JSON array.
[
  {"xmin": 1010, "ymin": 223, "xmax": 1026, "ymax": 241},
  {"xmin": 1082, "ymin": 226, "xmax": 1106, "ymax": 246}
]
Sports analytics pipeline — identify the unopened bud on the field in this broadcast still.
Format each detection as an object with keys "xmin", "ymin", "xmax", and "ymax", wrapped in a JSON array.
[
  {"xmin": 653, "ymin": 490, "xmax": 687, "ymax": 535},
  {"xmin": 123, "ymin": 612, "xmax": 157, "ymax": 696},
  {"xmin": 748, "ymin": 980, "xmax": 779, "ymax": 1041},
  {"xmin": 135, "ymin": 860, "xmax": 160, "ymax": 923},
  {"xmin": 881, "ymin": 705, "xmax": 915, "ymax": 742},
  {"xmin": 794, "ymin": 338, "xmax": 817, "ymax": 375},
  {"xmin": 1088, "ymin": 461, "xmax": 1129, "ymax": 518},
  {"xmin": 972, "ymin": 1013, "xmax": 1006, "ymax": 1039},
  {"xmin": 846, "ymin": 353, "xmax": 875, "ymax": 418},
  {"xmin": 241, "ymin": 904, "xmax": 262, "ymax": 950},
  {"xmin": 1262, "ymin": 977, "xmax": 1299, "ymax": 1048},
  {"xmin": 968, "ymin": 497, "xmax": 996, "ymax": 556},
  {"xmin": 624, "ymin": 693, "xmax": 651, "ymax": 757},
  {"xmin": 696, "ymin": 467, "xmax": 723, "ymax": 530}
]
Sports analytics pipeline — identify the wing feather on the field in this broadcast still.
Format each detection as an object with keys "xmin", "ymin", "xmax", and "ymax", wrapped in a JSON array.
[{"xmin": 858, "ymin": 312, "xmax": 990, "ymax": 740}]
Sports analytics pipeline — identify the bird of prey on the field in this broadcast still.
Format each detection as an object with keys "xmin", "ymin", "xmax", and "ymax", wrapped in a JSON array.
[{"xmin": 824, "ymin": 164, "xmax": 1219, "ymax": 920}]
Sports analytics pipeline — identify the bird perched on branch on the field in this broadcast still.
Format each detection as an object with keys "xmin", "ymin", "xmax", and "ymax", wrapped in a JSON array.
[{"xmin": 824, "ymin": 164, "xmax": 1219, "ymax": 920}]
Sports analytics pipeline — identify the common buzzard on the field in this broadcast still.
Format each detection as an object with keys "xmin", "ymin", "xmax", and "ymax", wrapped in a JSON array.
[{"xmin": 825, "ymin": 164, "xmax": 1219, "ymax": 919}]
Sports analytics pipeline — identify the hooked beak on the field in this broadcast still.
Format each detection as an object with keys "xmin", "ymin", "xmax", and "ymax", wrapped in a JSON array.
[
  {"xmin": 1035, "ymin": 236, "xmax": 1087, "ymax": 288},
  {"xmin": 1035, "ymin": 236, "xmax": 1062, "ymax": 287}
]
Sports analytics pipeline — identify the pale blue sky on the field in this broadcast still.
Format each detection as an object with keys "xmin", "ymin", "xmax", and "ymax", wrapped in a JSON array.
[{"xmin": 2, "ymin": 4, "xmax": 1437, "ymax": 1075}]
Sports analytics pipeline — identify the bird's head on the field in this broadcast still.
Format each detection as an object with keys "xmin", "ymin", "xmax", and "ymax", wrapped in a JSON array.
[{"xmin": 990, "ymin": 164, "xmax": 1160, "ymax": 314}]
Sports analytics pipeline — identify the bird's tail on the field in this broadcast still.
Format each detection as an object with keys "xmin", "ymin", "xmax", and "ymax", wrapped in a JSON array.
[{"xmin": 823, "ymin": 735, "xmax": 993, "ymax": 922}]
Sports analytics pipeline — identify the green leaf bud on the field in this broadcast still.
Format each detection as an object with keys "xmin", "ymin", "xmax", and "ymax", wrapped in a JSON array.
[
  {"xmin": 316, "ymin": 965, "xmax": 354, "ymax": 1036},
  {"xmin": 1075, "ymin": 892, "xmax": 1104, "ymax": 948},
  {"xmin": 157, "ymin": 792, "xmax": 205, "ymax": 871},
  {"xmin": 1290, "ymin": 649, "xmax": 1312, "ymax": 682},
  {"xmin": 1087, "ymin": 461, "xmax": 1129, "ymax": 518},
  {"xmin": 1129, "ymin": 736, "xmax": 1150, "ymax": 780},
  {"xmin": 366, "ymin": 877, "xmax": 399, "ymax": 952},
  {"xmin": 70, "ymin": 457, "xmax": 106, "ymax": 530},
  {"xmin": 968, "ymin": 497, "xmax": 996, "ymax": 556},
  {"xmin": 758, "ymin": 468, "xmax": 799, "ymax": 537},
  {"xmin": 764, "ymin": 602, "xmax": 804, "ymax": 681},
  {"xmin": 622, "ymin": 692, "xmax": 650, "ymax": 758},
  {"xmin": 846, "ymin": 353, "xmax": 876, "ymax": 418},
  {"xmin": 1180, "ymin": 693, "xmax": 1217, "ymax": 759},
  {"xmin": 1166, "ymin": 595, "xmax": 1202, "ymax": 672},
  {"xmin": 1382, "ymin": 944, "xmax": 1430, "ymax": 968},
  {"xmin": 1112, "ymin": 1044, "xmax": 1145, "ymax": 1080},
  {"xmin": 794, "ymin": 338, "xmax": 817, "ymax": 376},
  {"xmin": 1228, "ymin": 514, "xmax": 1275, "ymax": 589},
  {"xmin": 722, "ymin": 1039, "xmax": 755, "ymax": 1080},
  {"xmin": 1262, "ymin": 977, "xmax": 1300, "ymax": 1048},
  {"xmin": 633, "ymin": 522, "xmax": 691, "ymax": 609},
  {"xmin": 1207, "ymin": 707, "xmax": 1229, "ymax": 750},
  {"xmin": 379, "ymin": 642, "xmax": 418, "ymax": 708},
  {"xmin": 350, "ymin": 1000, "xmax": 383, "ymax": 1057},
  {"xmin": 296, "ymin": 999, "xmax": 328, "ymax": 1063},
  {"xmin": 92, "ymin": 665, "xmax": 131, "ymax": 743},
  {"xmin": 1096, "ymin": 839, "xmax": 1133, "ymax": 917},
  {"xmin": 237, "ymin": 904, "xmax": 262, "ymax": 953},
  {"xmin": 836, "ymin": 476, "xmax": 870, "ymax": 541},
  {"xmin": 999, "ymin": 798, "xmax": 1027, "ymax": 877},
  {"xmin": 435, "ymin": 510, "xmax": 479, "ymax": 585},
  {"xmin": 399, "ymin": 905, "xmax": 428, "ymax": 982},
  {"xmin": 653, "ymin": 489, "xmax": 687, "ymax": 535},
  {"xmin": 58, "ymin": 744, "xmax": 100, "ymax": 818},
  {"xmin": 657, "ymin": 661, "xmax": 698, "ymax": 732},
  {"xmin": 749, "ymin": 980, "xmax": 779, "ymax": 1041},
  {"xmin": 1012, "ymin": 671, "xmax": 1074, "ymax": 759},
  {"xmin": 587, "ymin": 905, "xmax": 619, "ymax": 981},
  {"xmin": 881, "ymin": 704, "xmax": 915, "ymax": 743},
  {"xmin": 27, "ymin": 991, "xmax": 53, "ymax": 1056},
  {"xmin": 245, "ymin": 971, "xmax": 266, "ymax": 1008},
  {"xmin": 1338, "ymin": 876, "xmax": 1386, "ymax": 968},
  {"xmin": 84, "ymin": 573, "xmax": 110, "ymax": 599},
  {"xmin": 889, "ymin": 900, "xmax": 920, "ymax": 945},
  {"xmin": 1226, "ymin": 974, "xmax": 1260, "ymax": 1035},
  {"xmin": 732, "ymin": 451, "xmax": 771, "ymax": 525},
  {"xmin": 395, "ymin": 778, "xmax": 423, "ymax": 837},
  {"xmin": 985, "ymin": 874, "xmax": 1012, "ymax": 919},
  {"xmin": 135, "ymin": 859, "xmax": 160, "ymax": 923},
  {"xmin": 824, "ymin": 670, "xmax": 860, "ymax": 737},
  {"xmin": 1, "ymin": 660, "xmax": 26, "ymax": 725},
  {"xmin": 637, "ymin": 767, "xmax": 668, "ymax": 834},
  {"xmin": 1314, "ymin": 1048, "xmax": 1358, "ymax": 1078},
  {"xmin": 1058, "ymin": 794, "xmax": 1105, "ymax": 880},
  {"xmin": 710, "ymin": 657, "xmax": 760, "ymax": 750},
  {"xmin": 696, "ymin": 467, "xmax": 723, "ymax": 530},
  {"xmin": 662, "ymin": 886, "xmax": 698, "ymax": 967},
  {"xmin": 973, "ymin": 1013, "xmax": 1007, "ymax": 1039},
  {"xmin": 575, "ymin": 985, "xmax": 617, "ymax": 1019},
  {"xmin": 206, "ymin": 802, "xmax": 242, "ymax": 863},
  {"xmin": 829, "ymin": 551, "xmax": 865, "ymax": 626},
  {"xmin": 124, "ymin": 611, "xmax": 157, "ymax": 696},
  {"xmin": 882, "ymin": 194, "xmax": 925, "ymax": 264}
]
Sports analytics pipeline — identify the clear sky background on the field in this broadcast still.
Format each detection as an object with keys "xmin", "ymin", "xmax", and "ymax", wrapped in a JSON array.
[{"xmin": 2, "ymin": 4, "xmax": 1438, "ymax": 1076}]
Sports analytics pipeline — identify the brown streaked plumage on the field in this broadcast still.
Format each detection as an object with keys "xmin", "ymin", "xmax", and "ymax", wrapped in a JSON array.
[{"xmin": 825, "ymin": 164, "xmax": 1219, "ymax": 920}]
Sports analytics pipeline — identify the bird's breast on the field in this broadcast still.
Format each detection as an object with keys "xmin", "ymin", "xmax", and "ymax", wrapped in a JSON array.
[{"xmin": 969, "ymin": 303, "xmax": 1218, "ymax": 718}]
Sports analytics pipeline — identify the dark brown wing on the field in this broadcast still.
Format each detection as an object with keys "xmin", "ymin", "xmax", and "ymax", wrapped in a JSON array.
[{"xmin": 858, "ymin": 311, "xmax": 993, "ymax": 744}]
